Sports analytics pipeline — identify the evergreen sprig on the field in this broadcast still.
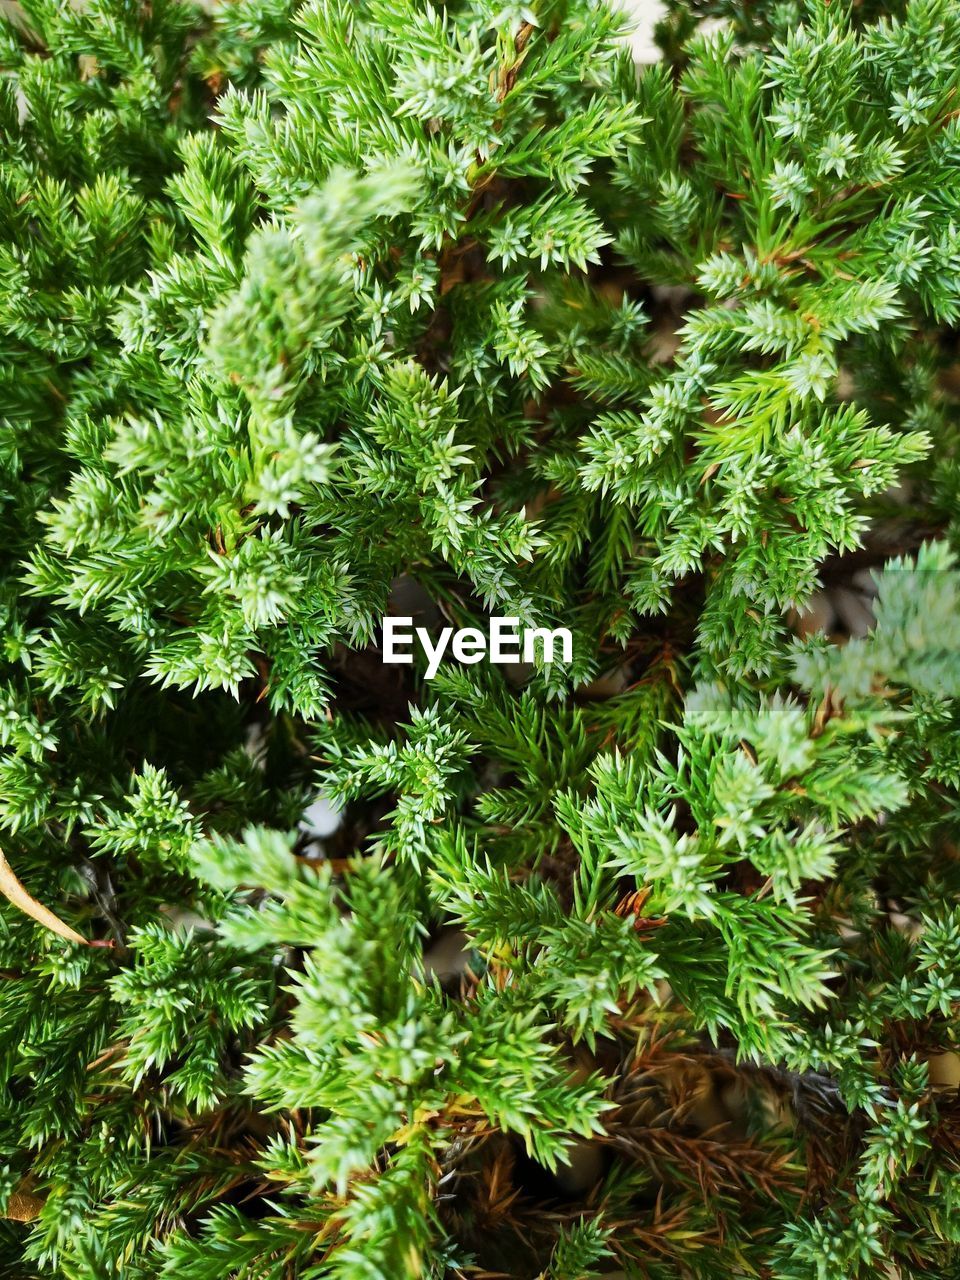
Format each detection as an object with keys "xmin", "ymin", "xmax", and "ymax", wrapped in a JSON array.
[{"xmin": 0, "ymin": 0, "xmax": 959, "ymax": 1276}]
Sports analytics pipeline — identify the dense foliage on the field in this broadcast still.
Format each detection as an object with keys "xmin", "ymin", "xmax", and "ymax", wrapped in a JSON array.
[{"xmin": 1, "ymin": 0, "xmax": 959, "ymax": 1275}]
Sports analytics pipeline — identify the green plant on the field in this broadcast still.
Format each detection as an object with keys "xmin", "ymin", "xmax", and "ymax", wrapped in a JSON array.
[{"xmin": 1, "ymin": 0, "xmax": 959, "ymax": 1275}]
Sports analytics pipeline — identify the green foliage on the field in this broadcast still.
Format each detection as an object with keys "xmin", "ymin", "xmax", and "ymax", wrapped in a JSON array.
[{"xmin": 1, "ymin": 0, "xmax": 960, "ymax": 1276}]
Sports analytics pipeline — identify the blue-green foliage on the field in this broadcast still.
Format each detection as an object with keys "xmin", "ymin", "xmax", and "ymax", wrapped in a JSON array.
[{"xmin": 0, "ymin": 0, "xmax": 959, "ymax": 1276}]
